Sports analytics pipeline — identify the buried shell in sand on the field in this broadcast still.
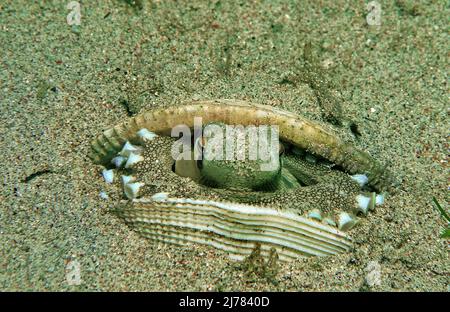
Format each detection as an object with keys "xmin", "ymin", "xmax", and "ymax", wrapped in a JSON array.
[{"xmin": 90, "ymin": 99, "xmax": 391, "ymax": 261}]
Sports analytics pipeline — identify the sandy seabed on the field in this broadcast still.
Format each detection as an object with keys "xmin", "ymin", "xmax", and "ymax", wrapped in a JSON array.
[{"xmin": 0, "ymin": 0, "xmax": 448, "ymax": 291}]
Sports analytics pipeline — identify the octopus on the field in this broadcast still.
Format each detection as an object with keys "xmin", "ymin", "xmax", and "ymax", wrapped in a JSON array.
[{"xmin": 90, "ymin": 99, "xmax": 392, "ymax": 261}]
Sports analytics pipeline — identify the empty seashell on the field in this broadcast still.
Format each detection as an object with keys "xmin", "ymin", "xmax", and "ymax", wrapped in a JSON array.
[{"xmin": 115, "ymin": 196, "xmax": 353, "ymax": 261}]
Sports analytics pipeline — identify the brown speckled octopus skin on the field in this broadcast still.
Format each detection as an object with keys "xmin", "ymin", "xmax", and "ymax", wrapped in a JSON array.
[{"xmin": 116, "ymin": 136, "xmax": 361, "ymax": 217}]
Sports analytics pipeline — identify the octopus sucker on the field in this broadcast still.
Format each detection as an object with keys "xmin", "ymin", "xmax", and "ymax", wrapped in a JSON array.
[{"xmin": 91, "ymin": 99, "xmax": 391, "ymax": 261}]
